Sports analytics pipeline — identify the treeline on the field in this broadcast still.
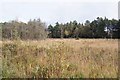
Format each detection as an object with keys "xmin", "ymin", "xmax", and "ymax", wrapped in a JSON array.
[
  {"xmin": 1, "ymin": 19, "xmax": 47, "ymax": 40},
  {"xmin": 48, "ymin": 17, "xmax": 120, "ymax": 39},
  {"xmin": 0, "ymin": 17, "xmax": 120, "ymax": 40}
]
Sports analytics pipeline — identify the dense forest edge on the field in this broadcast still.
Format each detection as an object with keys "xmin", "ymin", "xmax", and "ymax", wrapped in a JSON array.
[{"xmin": 0, "ymin": 17, "xmax": 120, "ymax": 40}]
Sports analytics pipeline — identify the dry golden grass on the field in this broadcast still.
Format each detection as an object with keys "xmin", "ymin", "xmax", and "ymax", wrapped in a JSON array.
[{"xmin": 1, "ymin": 39, "xmax": 118, "ymax": 78}]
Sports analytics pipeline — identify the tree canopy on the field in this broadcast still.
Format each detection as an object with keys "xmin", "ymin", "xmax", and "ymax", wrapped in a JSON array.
[
  {"xmin": 1, "ymin": 17, "xmax": 120, "ymax": 40},
  {"xmin": 1, "ymin": 18, "xmax": 47, "ymax": 40},
  {"xmin": 48, "ymin": 17, "xmax": 120, "ymax": 39}
]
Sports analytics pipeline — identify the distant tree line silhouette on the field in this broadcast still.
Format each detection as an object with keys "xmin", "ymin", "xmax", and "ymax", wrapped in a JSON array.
[
  {"xmin": 0, "ymin": 17, "xmax": 120, "ymax": 40},
  {"xmin": 48, "ymin": 17, "xmax": 120, "ymax": 39},
  {"xmin": 1, "ymin": 19, "xmax": 47, "ymax": 40}
]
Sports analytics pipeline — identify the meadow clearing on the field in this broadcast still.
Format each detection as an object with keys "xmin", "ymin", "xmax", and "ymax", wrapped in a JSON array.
[{"xmin": 1, "ymin": 39, "xmax": 118, "ymax": 78}]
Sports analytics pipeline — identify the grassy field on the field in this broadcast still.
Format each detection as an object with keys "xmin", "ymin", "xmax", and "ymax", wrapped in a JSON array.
[{"xmin": 1, "ymin": 39, "xmax": 118, "ymax": 78}]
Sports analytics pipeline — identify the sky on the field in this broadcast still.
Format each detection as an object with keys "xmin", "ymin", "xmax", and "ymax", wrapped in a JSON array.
[{"xmin": 0, "ymin": 0, "xmax": 119, "ymax": 25}]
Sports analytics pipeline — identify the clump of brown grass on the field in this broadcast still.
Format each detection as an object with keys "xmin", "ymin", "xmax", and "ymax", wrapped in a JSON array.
[{"xmin": 2, "ymin": 39, "xmax": 118, "ymax": 78}]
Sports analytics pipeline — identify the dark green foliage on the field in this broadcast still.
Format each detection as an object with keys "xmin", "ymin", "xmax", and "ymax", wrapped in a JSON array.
[{"xmin": 48, "ymin": 17, "xmax": 119, "ymax": 39}]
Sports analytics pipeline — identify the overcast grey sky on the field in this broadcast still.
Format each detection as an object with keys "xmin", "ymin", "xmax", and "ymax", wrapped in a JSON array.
[{"xmin": 0, "ymin": 0, "xmax": 119, "ymax": 25}]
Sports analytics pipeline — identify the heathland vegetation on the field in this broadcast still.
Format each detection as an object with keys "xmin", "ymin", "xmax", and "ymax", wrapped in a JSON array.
[{"xmin": 2, "ymin": 39, "xmax": 118, "ymax": 78}]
